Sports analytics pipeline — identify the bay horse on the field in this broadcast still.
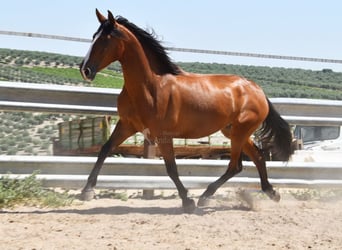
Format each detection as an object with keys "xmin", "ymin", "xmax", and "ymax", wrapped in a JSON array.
[{"xmin": 80, "ymin": 9, "xmax": 293, "ymax": 213}]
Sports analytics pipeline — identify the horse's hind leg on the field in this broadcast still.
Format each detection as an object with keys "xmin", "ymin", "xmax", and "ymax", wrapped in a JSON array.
[
  {"xmin": 81, "ymin": 120, "xmax": 136, "ymax": 200},
  {"xmin": 242, "ymin": 139, "xmax": 280, "ymax": 201},
  {"xmin": 198, "ymin": 126, "xmax": 246, "ymax": 206}
]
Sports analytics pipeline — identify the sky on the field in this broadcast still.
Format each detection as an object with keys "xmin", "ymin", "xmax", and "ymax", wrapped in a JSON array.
[{"xmin": 1, "ymin": 0, "xmax": 342, "ymax": 72}]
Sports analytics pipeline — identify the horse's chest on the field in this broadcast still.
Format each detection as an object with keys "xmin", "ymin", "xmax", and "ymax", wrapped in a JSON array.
[{"xmin": 117, "ymin": 92, "xmax": 152, "ymax": 130}]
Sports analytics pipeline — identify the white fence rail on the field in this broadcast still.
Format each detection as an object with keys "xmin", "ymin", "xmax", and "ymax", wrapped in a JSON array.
[
  {"xmin": 0, "ymin": 81, "xmax": 118, "ymax": 115},
  {"xmin": 2, "ymin": 81, "xmax": 342, "ymax": 125},
  {"xmin": 272, "ymin": 97, "xmax": 342, "ymax": 126},
  {"xmin": 1, "ymin": 156, "xmax": 342, "ymax": 189}
]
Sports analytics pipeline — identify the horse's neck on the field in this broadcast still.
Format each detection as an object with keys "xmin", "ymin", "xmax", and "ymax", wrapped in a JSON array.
[{"xmin": 119, "ymin": 37, "xmax": 156, "ymax": 105}]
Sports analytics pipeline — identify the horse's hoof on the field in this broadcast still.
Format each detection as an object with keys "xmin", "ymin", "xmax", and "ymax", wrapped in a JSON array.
[
  {"xmin": 197, "ymin": 196, "xmax": 210, "ymax": 207},
  {"xmin": 182, "ymin": 199, "xmax": 196, "ymax": 214},
  {"xmin": 265, "ymin": 189, "xmax": 281, "ymax": 202},
  {"xmin": 80, "ymin": 189, "xmax": 95, "ymax": 201}
]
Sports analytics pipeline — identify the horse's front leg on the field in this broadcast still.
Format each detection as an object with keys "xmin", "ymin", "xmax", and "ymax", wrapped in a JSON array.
[
  {"xmin": 158, "ymin": 138, "xmax": 196, "ymax": 213},
  {"xmin": 81, "ymin": 120, "xmax": 136, "ymax": 200}
]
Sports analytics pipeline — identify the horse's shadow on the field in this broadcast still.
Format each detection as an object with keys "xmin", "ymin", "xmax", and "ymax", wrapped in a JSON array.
[{"xmin": 1, "ymin": 202, "xmax": 252, "ymax": 216}]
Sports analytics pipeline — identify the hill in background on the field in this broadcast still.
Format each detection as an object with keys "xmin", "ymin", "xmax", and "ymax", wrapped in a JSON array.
[{"xmin": 0, "ymin": 48, "xmax": 123, "ymax": 88}]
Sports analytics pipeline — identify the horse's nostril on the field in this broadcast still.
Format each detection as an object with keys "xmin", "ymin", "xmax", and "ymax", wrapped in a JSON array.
[{"xmin": 84, "ymin": 67, "xmax": 91, "ymax": 77}]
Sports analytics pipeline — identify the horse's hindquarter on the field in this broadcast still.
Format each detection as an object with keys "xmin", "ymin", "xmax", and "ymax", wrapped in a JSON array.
[{"xmin": 155, "ymin": 74, "xmax": 267, "ymax": 138}]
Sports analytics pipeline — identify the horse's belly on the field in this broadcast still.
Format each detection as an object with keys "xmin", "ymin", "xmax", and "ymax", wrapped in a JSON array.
[{"xmin": 172, "ymin": 114, "xmax": 229, "ymax": 139}]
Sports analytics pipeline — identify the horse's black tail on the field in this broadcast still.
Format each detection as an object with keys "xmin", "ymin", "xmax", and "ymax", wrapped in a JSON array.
[{"xmin": 257, "ymin": 98, "xmax": 293, "ymax": 161}]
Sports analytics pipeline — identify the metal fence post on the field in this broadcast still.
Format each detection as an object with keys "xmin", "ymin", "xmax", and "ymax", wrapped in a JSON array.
[{"xmin": 142, "ymin": 139, "xmax": 157, "ymax": 199}]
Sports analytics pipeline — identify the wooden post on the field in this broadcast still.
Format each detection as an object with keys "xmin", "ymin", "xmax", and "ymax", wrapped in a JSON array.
[
  {"xmin": 143, "ymin": 139, "xmax": 156, "ymax": 159},
  {"xmin": 142, "ymin": 139, "xmax": 156, "ymax": 199}
]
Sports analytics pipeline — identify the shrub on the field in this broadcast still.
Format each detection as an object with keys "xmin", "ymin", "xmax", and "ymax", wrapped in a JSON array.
[
  {"xmin": 22, "ymin": 136, "xmax": 32, "ymax": 143},
  {"xmin": 0, "ymin": 144, "xmax": 8, "ymax": 151},
  {"xmin": 24, "ymin": 146, "xmax": 34, "ymax": 154},
  {"xmin": 27, "ymin": 118, "xmax": 40, "ymax": 126},
  {"xmin": 8, "ymin": 139, "xmax": 16, "ymax": 147},
  {"xmin": 18, "ymin": 142, "xmax": 26, "ymax": 149},
  {"xmin": 15, "ymin": 122, "xmax": 31, "ymax": 130},
  {"xmin": 22, "ymin": 131, "xmax": 30, "ymax": 137},
  {"xmin": 45, "ymin": 129, "xmax": 54, "ymax": 135},
  {"xmin": 2, "ymin": 126, "xmax": 12, "ymax": 134},
  {"xmin": 40, "ymin": 134, "xmax": 47, "ymax": 140},
  {"xmin": 32, "ymin": 139, "xmax": 40, "ymax": 146},
  {"xmin": 37, "ymin": 128, "xmax": 44, "ymax": 134},
  {"xmin": 41, "ymin": 142, "xmax": 50, "ymax": 150},
  {"xmin": 0, "ymin": 171, "xmax": 73, "ymax": 208},
  {"xmin": 7, "ymin": 148, "xmax": 18, "ymax": 155}
]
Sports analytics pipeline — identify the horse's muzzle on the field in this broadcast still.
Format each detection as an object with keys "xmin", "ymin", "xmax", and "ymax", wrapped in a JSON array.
[{"xmin": 80, "ymin": 63, "xmax": 96, "ymax": 81}]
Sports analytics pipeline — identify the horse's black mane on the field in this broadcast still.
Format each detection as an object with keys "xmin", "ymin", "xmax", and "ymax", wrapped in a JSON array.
[{"xmin": 116, "ymin": 16, "xmax": 181, "ymax": 75}]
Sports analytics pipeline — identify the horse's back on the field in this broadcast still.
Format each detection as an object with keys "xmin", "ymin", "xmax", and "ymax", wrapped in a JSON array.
[{"xmin": 170, "ymin": 73, "xmax": 268, "ymax": 113}]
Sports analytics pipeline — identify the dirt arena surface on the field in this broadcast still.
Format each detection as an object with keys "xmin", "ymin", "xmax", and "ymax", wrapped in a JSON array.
[{"xmin": 1, "ymin": 188, "xmax": 341, "ymax": 250}]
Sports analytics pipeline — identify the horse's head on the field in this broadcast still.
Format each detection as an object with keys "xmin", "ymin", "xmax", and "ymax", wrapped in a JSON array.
[{"xmin": 80, "ymin": 9, "xmax": 126, "ymax": 81}]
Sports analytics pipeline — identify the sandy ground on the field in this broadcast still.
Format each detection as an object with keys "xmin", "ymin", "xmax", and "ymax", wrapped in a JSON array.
[{"xmin": 1, "ymin": 188, "xmax": 342, "ymax": 250}]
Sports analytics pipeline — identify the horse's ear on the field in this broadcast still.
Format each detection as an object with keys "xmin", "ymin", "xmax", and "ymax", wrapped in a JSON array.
[
  {"xmin": 96, "ymin": 8, "xmax": 106, "ymax": 24},
  {"xmin": 107, "ymin": 10, "xmax": 126, "ymax": 39},
  {"xmin": 107, "ymin": 10, "xmax": 117, "ymax": 26}
]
